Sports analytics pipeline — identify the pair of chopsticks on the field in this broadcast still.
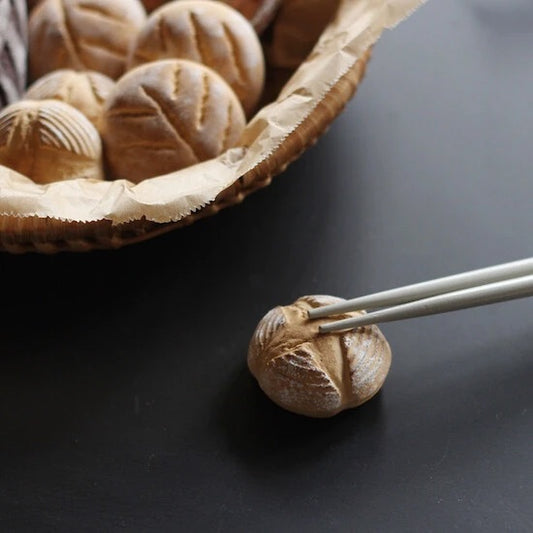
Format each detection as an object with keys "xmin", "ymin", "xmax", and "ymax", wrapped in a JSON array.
[{"xmin": 309, "ymin": 258, "xmax": 533, "ymax": 333}]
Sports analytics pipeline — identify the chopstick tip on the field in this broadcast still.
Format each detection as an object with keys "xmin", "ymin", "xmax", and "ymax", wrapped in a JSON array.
[{"xmin": 307, "ymin": 308, "xmax": 319, "ymax": 319}]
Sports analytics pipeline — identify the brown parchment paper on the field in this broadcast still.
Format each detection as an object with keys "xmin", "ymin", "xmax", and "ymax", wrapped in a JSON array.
[{"xmin": 0, "ymin": 0, "xmax": 427, "ymax": 225}]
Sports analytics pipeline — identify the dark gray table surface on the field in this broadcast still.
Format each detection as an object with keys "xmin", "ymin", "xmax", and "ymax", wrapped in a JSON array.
[{"xmin": 1, "ymin": 2, "xmax": 532, "ymax": 531}]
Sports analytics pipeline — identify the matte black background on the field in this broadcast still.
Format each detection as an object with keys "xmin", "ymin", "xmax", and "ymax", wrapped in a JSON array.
[{"xmin": 1, "ymin": 2, "xmax": 532, "ymax": 531}]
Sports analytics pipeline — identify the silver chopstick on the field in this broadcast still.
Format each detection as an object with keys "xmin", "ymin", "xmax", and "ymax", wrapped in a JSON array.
[
  {"xmin": 308, "ymin": 257, "xmax": 533, "ymax": 320},
  {"xmin": 318, "ymin": 274, "xmax": 533, "ymax": 333}
]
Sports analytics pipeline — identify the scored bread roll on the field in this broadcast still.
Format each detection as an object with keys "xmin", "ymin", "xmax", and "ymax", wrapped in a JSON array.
[
  {"xmin": 29, "ymin": 0, "xmax": 147, "ymax": 81},
  {"xmin": 248, "ymin": 295, "xmax": 392, "ymax": 418},
  {"xmin": 128, "ymin": 0, "xmax": 265, "ymax": 116},
  {"xmin": 102, "ymin": 59, "xmax": 246, "ymax": 183},
  {"xmin": 0, "ymin": 99, "xmax": 104, "ymax": 184},
  {"xmin": 25, "ymin": 69, "xmax": 115, "ymax": 132}
]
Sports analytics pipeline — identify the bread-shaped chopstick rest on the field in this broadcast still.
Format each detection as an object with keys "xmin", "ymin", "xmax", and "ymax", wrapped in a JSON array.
[
  {"xmin": 128, "ymin": 0, "xmax": 265, "ymax": 116},
  {"xmin": 0, "ymin": 99, "xmax": 104, "ymax": 184},
  {"xmin": 29, "ymin": 0, "xmax": 147, "ymax": 80},
  {"xmin": 248, "ymin": 295, "xmax": 392, "ymax": 418},
  {"xmin": 25, "ymin": 69, "xmax": 115, "ymax": 133},
  {"xmin": 101, "ymin": 59, "xmax": 246, "ymax": 183}
]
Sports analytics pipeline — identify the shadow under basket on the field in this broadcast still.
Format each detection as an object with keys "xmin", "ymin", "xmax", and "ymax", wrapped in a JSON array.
[{"xmin": 0, "ymin": 32, "xmax": 370, "ymax": 253}]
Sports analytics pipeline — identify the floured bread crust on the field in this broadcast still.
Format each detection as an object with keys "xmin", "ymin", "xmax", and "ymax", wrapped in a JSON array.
[
  {"xmin": 29, "ymin": 0, "xmax": 146, "ymax": 80},
  {"xmin": 248, "ymin": 295, "xmax": 392, "ymax": 418},
  {"xmin": 25, "ymin": 69, "xmax": 115, "ymax": 132},
  {"xmin": 101, "ymin": 59, "xmax": 246, "ymax": 183},
  {"xmin": 0, "ymin": 99, "xmax": 103, "ymax": 184}
]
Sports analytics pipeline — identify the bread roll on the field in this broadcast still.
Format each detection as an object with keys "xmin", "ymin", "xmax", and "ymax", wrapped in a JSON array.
[
  {"xmin": 0, "ymin": 0, "xmax": 27, "ymax": 109},
  {"xmin": 0, "ymin": 99, "xmax": 103, "ymax": 184},
  {"xmin": 129, "ymin": 0, "xmax": 264, "ymax": 115},
  {"xmin": 25, "ymin": 69, "xmax": 115, "ymax": 132},
  {"xmin": 102, "ymin": 59, "xmax": 246, "ymax": 183},
  {"xmin": 29, "ymin": 0, "xmax": 147, "ymax": 81},
  {"xmin": 248, "ymin": 295, "xmax": 392, "ymax": 418}
]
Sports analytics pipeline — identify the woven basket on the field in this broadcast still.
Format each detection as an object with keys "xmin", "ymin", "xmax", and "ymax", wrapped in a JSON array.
[{"xmin": 0, "ymin": 1, "xmax": 371, "ymax": 254}]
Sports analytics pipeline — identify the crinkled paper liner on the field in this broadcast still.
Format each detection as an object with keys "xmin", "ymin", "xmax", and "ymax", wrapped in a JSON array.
[{"xmin": 0, "ymin": 0, "xmax": 427, "ymax": 226}]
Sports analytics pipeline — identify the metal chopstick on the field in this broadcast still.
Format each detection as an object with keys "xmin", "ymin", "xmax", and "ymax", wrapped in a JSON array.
[
  {"xmin": 308, "ymin": 257, "xmax": 533, "ymax": 320},
  {"xmin": 318, "ymin": 274, "xmax": 533, "ymax": 333}
]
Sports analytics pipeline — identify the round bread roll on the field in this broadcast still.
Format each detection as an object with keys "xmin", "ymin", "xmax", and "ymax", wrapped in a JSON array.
[
  {"xmin": 128, "ymin": 0, "xmax": 265, "ymax": 116},
  {"xmin": 29, "ymin": 0, "xmax": 147, "ymax": 81},
  {"xmin": 248, "ymin": 295, "xmax": 392, "ymax": 418},
  {"xmin": 101, "ymin": 59, "xmax": 246, "ymax": 183},
  {"xmin": 25, "ymin": 69, "xmax": 115, "ymax": 132},
  {"xmin": 0, "ymin": 99, "xmax": 104, "ymax": 184}
]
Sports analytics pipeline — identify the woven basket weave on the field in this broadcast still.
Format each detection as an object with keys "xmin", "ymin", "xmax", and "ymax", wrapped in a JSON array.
[{"xmin": 0, "ymin": 2, "xmax": 371, "ymax": 254}]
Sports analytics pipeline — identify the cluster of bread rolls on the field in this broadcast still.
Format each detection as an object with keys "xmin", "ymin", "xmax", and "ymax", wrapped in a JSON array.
[{"xmin": 0, "ymin": 0, "xmax": 280, "ymax": 184}]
